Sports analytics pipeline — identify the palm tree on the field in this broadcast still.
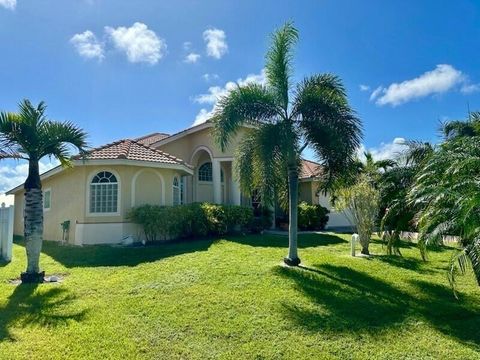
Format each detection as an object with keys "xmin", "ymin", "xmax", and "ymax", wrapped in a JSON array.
[
  {"xmin": 212, "ymin": 23, "xmax": 362, "ymax": 265},
  {"xmin": 0, "ymin": 100, "xmax": 87, "ymax": 282},
  {"xmin": 410, "ymin": 137, "xmax": 480, "ymax": 294},
  {"xmin": 441, "ymin": 111, "xmax": 480, "ymax": 140},
  {"xmin": 379, "ymin": 141, "xmax": 434, "ymax": 255}
]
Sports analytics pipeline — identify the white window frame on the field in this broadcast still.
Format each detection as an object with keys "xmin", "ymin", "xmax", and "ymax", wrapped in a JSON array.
[
  {"xmin": 197, "ymin": 161, "xmax": 224, "ymax": 183},
  {"xmin": 173, "ymin": 176, "xmax": 180, "ymax": 206},
  {"xmin": 86, "ymin": 169, "xmax": 121, "ymax": 217},
  {"xmin": 43, "ymin": 188, "xmax": 51, "ymax": 212},
  {"xmin": 180, "ymin": 176, "xmax": 186, "ymax": 205},
  {"xmin": 198, "ymin": 161, "xmax": 213, "ymax": 183}
]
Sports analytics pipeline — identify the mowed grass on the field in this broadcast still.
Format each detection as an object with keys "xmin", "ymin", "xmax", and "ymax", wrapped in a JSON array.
[{"xmin": 0, "ymin": 234, "xmax": 479, "ymax": 360}]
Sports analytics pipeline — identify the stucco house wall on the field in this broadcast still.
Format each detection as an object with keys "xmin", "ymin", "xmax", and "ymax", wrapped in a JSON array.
[
  {"xmin": 9, "ymin": 123, "xmax": 352, "ymax": 246},
  {"xmin": 11, "ymin": 164, "xmax": 186, "ymax": 245}
]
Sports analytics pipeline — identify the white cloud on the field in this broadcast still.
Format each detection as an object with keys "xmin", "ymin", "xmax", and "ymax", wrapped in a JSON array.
[
  {"xmin": 461, "ymin": 83, "xmax": 480, "ymax": 94},
  {"xmin": 194, "ymin": 70, "xmax": 265, "ymax": 105},
  {"xmin": 183, "ymin": 41, "xmax": 192, "ymax": 51},
  {"xmin": 358, "ymin": 137, "xmax": 407, "ymax": 161},
  {"xmin": 192, "ymin": 109, "xmax": 214, "ymax": 127},
  {"xmin": 0, "ymin": 0, "xmax": 16, "ymax": 10},
  {"xmin": 184, "ymin": 52, "xmax": 201, "ymax": 64},
  {"xmin": 0, "ymin": 160, "xmax": 59, "ymax": 194},
  {"xmin": 192, "ymin": 70, "xmax": 265, "ymax": 126},
  {"xmin": 70, "ymin": 30, "xmax": 105, "ymax": 60},
  {"xmin": 105, "ymin": 22, "xmax": 166, "ymax": 64},
  {"xmin": 359, "ymin": 84, "xmax": 370, "ymax": 92},
  {"xmin": 203, "ymin": 28, "xmax": 228, "ymax": 59},
  {"xmin": 369, "ymin": 86, "xmax": 383, "ymax": 101},
  {"xmin": 372, "ymin": 64, "xmax": 465, "ymax": 106},
  {"xmin": 202, "ymin": 73, "xmax": 219, "ymax": 82}
]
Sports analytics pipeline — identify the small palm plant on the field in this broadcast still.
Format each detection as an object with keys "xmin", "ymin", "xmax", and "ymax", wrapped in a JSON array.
[
  {"xmin": 0, "ymin": 100, "xmax": 87, "ymax": 282},
  {"xmin": 212, "ymin": 23, "xmax": 362, "ymax": 265}
]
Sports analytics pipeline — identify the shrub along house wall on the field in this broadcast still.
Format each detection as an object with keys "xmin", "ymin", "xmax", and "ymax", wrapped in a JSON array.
[{"xmin": 129, "ymin": 203, "xmax": 255, "ymax": 242}]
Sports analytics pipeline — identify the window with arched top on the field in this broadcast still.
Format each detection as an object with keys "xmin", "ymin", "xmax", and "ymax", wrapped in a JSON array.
[
  {"xmin": 173, "ymin": 176, "xmax": 180, "ymax": 206},
  {"xmin": 90, "ymin": 171, "xmax": 118, "ymax": 213},
  {"xmin": 198, "ymin": 162, "xmax": 224, "ymax": 182},
  {"xmin": 198, "ymin": 162, "xmax": 212, "ymax": 182}
]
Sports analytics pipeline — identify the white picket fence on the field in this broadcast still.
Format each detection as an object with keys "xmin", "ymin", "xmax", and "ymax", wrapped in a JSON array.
[{"xmin": 0, "ymin": 203, "xmax": 14, "ymax": 262}]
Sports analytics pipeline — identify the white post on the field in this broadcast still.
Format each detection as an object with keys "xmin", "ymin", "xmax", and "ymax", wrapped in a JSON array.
[
  {"xmin": 231, "ymin": 161, "xmax": 241, "ymax": 206},
  {"xmin": 212, "ymin": 159, "xmax": 222, "ymax": 204},
  {"xmin": 0, "ymin": 203, "xmax": 14, "ymax": 262},
  {"xmin": 6, "ymin": 205, "xmax": 13, "ymax": 261},
  {"xmin": 351, "ymin": 233, "xmax": 358, "ymax": 257}
]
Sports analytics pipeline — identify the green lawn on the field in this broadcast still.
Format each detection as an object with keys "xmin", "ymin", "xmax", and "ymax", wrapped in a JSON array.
[{"xmin": 1, "ymin": 234, "xmax": 479, "ymax": 359}]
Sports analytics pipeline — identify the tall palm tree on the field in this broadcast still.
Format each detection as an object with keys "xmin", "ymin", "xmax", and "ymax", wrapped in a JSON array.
[
  {"xmin": 0, "ymin": 100, "xmax": 87, "ymax": 282},
  {"xmin": 212, "ymin": 23, "xmax": 362, "ymax": 265}
]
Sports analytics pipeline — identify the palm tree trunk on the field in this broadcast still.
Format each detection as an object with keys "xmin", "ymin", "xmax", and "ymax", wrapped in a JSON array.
[
  {"xmin": 285, "ymin": 166, "xmax": 301, "ymax": 266},
  {"xmin": 23, "ymin": 160, "xmax": 44, "ymax": 278}
]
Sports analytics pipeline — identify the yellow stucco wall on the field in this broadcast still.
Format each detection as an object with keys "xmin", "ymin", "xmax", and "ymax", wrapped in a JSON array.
[
  {"xmin": 157, "ymin": 126, "xmax": 249, "ymax": 163},
  {"xmin": 12, "ymin": 164, "xmax": 185, "ymax": 244},
  {"xmin": 157, "ymin": 125, "xmax": 243, "ymax": 204}
]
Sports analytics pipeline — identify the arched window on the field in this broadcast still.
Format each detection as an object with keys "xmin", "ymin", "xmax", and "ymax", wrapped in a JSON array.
[
  {"xmin": 198, "ymin": 162, "xmax": 224, "ymax": 182},
  {"xmin": 90, "ymin": 171, "xmax": 118, "ymax": 213},
  {"xmin": 173, "ymin": 176, "xmax": 180, "ymax": 206},
  {"xmin": 198, "ymin": 162, "xmax": 212, "ymax": 182}
]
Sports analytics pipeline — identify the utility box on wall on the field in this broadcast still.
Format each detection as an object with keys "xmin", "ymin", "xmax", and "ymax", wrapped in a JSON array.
[{"xmin": 0, "ymin": 203, "xmax": 14, "ymax": 262}]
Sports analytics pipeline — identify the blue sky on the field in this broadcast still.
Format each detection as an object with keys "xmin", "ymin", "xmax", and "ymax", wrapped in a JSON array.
[{"xmin": 1, "ymin": 0, "xmax": 480, "ymax": 196}]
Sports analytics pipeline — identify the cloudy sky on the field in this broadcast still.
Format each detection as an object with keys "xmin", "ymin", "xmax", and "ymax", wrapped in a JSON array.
[{"xmin": 1, "ymin": 0, "xmax": 480, "ymax": 196}]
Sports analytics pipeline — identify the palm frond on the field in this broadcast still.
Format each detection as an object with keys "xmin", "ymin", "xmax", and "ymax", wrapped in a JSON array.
[
  {"xmin": 37, "ymin": 120, "xmax": 88, "ymax": 163},
  {"xmin": 293, "ymin": 74, "xmax": 362, "ymax": 188},
  {"xmin": 265, "ymin": 21, "xmax": 299, "ymax": 111},
  {"xmin": 234, "ymin": 123, "xmax": 290, "ymax": 206},
  {"xmin": 212, "ymin": 84, "xmax": 281, "ymax": 151},
  {"xmin": 410, "ymin": 136, "xmax": 480, "ymax": 288},
  {"xmin": 0, "ymin": 99, "xmax": 88, "ymax": 164}
]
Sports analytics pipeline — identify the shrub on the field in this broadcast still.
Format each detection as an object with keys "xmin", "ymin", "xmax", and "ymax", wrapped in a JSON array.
[
  {"xmin": 250, "ymin": 206, "xmax": 273, "ymax": 233},
  {"xmin": 297, "ymin": 202, "xmax": 330, "ymax": 230},
  {"xmin": 128, "ymin": 203, "xmax": 254, "ymax": 242},
  {"xmin": 335, "ymin": 177, "xmax": 380, "ymax": 255}
]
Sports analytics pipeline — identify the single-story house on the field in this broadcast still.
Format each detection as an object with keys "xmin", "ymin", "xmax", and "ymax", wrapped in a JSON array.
[{"xmin": 7, "ymin": 122, "xmax": 350, "ymax": 245}]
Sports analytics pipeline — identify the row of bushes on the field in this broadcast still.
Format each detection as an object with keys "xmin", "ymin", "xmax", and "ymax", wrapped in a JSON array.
[
  {"xmin": 276, "ymin": 202, "xmax": 329, "ymax": 231},
  {"xmin": 129, "ymin": 203, "xmax": 269, "ymax": 242},
  {"xmin": 129, "ymin": 202, "xmax": 328, "ymax": 242}
]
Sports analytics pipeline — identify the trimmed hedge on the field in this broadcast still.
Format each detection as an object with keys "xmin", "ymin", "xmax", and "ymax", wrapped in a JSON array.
[
  {"xmin": 298, "ymin": 202, "xmax": 329, "ymax": 231},
  {"xmin": 128, "ymin": 203, "xmax": 254, "ymax": 242}
]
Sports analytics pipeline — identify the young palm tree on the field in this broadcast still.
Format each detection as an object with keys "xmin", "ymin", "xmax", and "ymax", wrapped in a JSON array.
[
  {"xmin": 212, "ymin": 23, "xmax": 362, "ymax": 265},
  {"xmin": 410, "ymin": 137, "xmax": 480, "ymax": 294},
  {"xmin": 0, "ymin": 100, "xmax": 87, "ymax": 282},
  {"xmin": 379, "ymin": 141, "xmax": 434, "ymax": 255}
]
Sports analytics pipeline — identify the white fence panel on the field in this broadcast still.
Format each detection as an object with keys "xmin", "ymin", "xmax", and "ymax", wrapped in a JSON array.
[{"xmin": 0, "ymin": 203, "xmax": 14, "ymax": 262}]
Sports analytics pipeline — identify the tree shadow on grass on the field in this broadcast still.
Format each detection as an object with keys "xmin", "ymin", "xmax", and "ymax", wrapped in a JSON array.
[
  {"xmin": 275, "ymin": 264, "xmax": 480, "ymax": 346},
  {"xmin": 408, "ymin": 279, "xmax": 480, "ymax": 346},
  {"xmin": 375, "ymin": 255, "xmax": 438, "ymax": 275},
  {"xmin": 274, "ymin": 264, "xmax": 408, "ymax": 332},
  {"xmin": 37, "ymin": 238, "xmax": 217, "ymax": 268},
  {"xmin": 227, "ymin": 233, "xmax": 347, "ymax": 249},
  {"xmin": 0, "ymin": 284, "xmax": 88, "ymax": 342}
]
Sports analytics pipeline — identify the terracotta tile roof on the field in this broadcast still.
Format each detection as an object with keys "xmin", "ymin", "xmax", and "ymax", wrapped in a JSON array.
[
  {"xmin": 135, "ymin": 132, "xmax": 170, "ymax": 146},
  {"xmin": 76, "ymin": 139, "xmax": 190, "ymax": 166},
  {"xmin": 300, "ymin": 159, "xmax": 323, "ymax": 179}
]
